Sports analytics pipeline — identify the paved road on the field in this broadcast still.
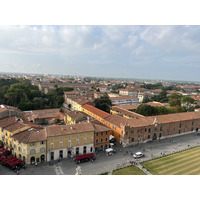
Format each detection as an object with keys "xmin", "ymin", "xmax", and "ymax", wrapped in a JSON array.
[{"xmin": 1, "ymin": 132, "xmax": 200, "ymax": 175}]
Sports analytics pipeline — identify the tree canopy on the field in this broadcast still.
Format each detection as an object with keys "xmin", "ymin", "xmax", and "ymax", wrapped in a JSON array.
[
  {"xmin": 94, "ymin": 93, "xmax": 112, "ymax": 113},
  {"xmin": 0, "ymin": 78, "xmax": 73, "ymax": 111}
]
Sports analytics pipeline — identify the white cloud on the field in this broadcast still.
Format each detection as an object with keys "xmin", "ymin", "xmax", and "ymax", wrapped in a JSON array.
[{"xmin": 0, "ymin": 25, "xmax": 200, "ymax": 81}]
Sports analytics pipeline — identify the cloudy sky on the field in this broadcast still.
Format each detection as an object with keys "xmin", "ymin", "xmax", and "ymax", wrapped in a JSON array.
[{"xmin": 0, "ymin": 25, "xmax": 200, "ymax": 81}]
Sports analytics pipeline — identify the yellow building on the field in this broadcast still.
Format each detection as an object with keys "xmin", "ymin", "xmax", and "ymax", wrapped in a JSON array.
[
  {"xmin": 64, "ymin": 111, "xmax": 89, "ymax": 124},
  {"xmin": 0, "ymin": 117, "xmax": 31, "ymax": 153},
  {"xmin": 45, "ymin": 123, "xmax": 95, "ymax": 161},
  {"xmin": 12, "ymin": 128, "xmax": 47, "ymax": 164}
]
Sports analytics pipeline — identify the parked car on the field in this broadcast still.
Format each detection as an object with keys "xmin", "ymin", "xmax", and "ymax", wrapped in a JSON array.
[
  {"xmin": 105, "ymin": 148, "xmax": 116, "ymax": 156},
  {"xmin": 133, "ymin": 152, "xmax": 144, "ymax": 158}
]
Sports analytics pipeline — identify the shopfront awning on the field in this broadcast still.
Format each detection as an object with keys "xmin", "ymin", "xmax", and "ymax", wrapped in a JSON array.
[
  {"xmin": 75, "ymin": 153, "xmax": 95, "ymax": 160},
  {"xmin": 0, "ymin": 156, "xmax": 23, "ymax": 166}
]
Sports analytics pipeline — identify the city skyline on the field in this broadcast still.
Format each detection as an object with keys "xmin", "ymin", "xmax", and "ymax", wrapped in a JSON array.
[{"xmin": 0, "ymin": 25, "xmax": 200, "ymax": 81}]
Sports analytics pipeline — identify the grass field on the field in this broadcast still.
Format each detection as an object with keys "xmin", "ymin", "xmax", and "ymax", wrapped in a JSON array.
[
  {"xmin": 142, "ymin": 146, "xmax": 200, "ymax": 175},
  {"xmin": 112, "ymin": 165, "xmax": 146, "ymax": 175}
]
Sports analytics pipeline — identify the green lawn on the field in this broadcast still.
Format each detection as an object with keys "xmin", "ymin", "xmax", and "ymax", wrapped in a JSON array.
[
  {"xmin": 142, "ymin": 146, "xmax": 200, "ymax": 175},
  {"xmin": 112, "ymin": 165, "xmax": 146, "ymax": 175}
]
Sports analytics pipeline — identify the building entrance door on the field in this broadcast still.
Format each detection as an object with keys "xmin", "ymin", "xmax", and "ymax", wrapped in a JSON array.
[
  {"xmin": 76, "ymin": 147, "xmax": 79, "ymax": 155},
  {"xmin": 153, "ymin": 133, "xmax": 157, "ymax": 140},
  {"xmin": 51, "ymin": 152, "xmax": 54, "ymax": 160},
  {"xmin": 30, "ymin": 156, "xmax": 35, "ymax": 164},
  {"xmin": 68, "ymin": 150, "xmax": 71, "ymax": 157},
  {"xmin": 41, "ymin": 155, "xmax": 45, "ymax": 162},
  {"xmin": 83, "ymin": 146, "xmax": 87, "ymax": 154},
  {"xmin": 59, "ymin": 150, "xmax": 63, "ymax": 159}
]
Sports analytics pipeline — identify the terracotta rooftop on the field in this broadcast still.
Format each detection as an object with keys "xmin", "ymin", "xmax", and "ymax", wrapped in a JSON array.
[
  {"xmin": 64, "ymin": 91, "xmax": 77, "ymax": 95},
  {"xmin": 110, "ymin": 96, "xmax": 139, "ymax": 101},
  {"xmin": 119, "ymin": 88, "xmax": 138, "ymax": 92},
  {"xmin": 0, "ymin": 104, "xmax": 22, "ymax": 113},
  {"xmin": 12, "ymin": 128, "xmax": 47, "ymax": 143},
  {"xmin": 150, "ymin": 89, "xmax": 162, "ymax": 93},
  {"xmin": 91, "ymin": 120, "xmax": 112, "ymax": 132},
  {"xmin": 146, "ymin": 102, "xmax": 170, "ymax": 107},
  {"xmin": 111, "ymin": 106, "xmax": 145, "ymax": 119},
  {"xmin": 3, "ymin": 120, "xmax": 30, "ymax": 132},
  {"xmin": 31, "ymin": 108, "xmax": 60, "ymax": 115},
  {"xmin": 120, "ymin": 104, "xmax": 139, "ymax": 110},
  {"xmin": 190, "ymin": 96, "xmax": 200, "ymax": 101},
  {"xmin": 82, "ymin": 104, "xmax": 111, "ymax": 119},
  {"xmin": 167, "ymin": 90, "xmax": 182, "ymax": 94},
  {"xmin": 0, "ymin": 117, "xmax": 18, "ymax": 128},
  {"xmin": 66, "ymin": 111, "xmax": 89, "ymax": 121},
  {"xmin": 105, "ymin": 111, "xmax": 200, "ymax": 128},
  {"xmin": 104, "ymin": 114, "xmax": 129, "ymax": 128},
  {"xmin": 45, "ymin": 122, "xmax": 95, "ymax": 137}
]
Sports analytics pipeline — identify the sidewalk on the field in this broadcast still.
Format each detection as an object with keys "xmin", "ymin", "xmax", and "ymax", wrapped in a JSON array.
[{"xmin": 136, "ymin": 163, "xmax": 152, "ymax": 175}]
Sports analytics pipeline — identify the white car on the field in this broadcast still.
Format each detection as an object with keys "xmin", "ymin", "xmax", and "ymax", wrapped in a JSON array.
[{"xmin": 133, "ymin": 152, "xmax": 144, "ymax": 158}]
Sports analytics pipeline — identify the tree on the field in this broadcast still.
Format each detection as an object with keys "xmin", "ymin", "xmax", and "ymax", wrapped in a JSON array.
[
  {"xmin": 169, "ymin": 98, "xmax": 181, "ymax": 106},
  {"xmin": 182, "ymin": 96, "xmax": 195, "ymax": 104},
  {"xmin": 135, "ymin": 104, "xmax": 158, "ymax": 116},
  {"xmin": 142, "ymin": 95, "xmax": 151, "ymax": 103},
  {"xmin": 151, "ymin": 90, "xmax": 168, "ymax": 103},
  {"xmin": 94, "ymin": 93, "xmax": 112, "ymax": 113},
  {"xmin": 18, "ymin": 100, "xmax": 36, "ymax": 111}
]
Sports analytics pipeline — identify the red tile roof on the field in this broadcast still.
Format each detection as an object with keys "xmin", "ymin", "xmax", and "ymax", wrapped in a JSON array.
[
  {"xmin": 12, "ymin": 128, "xmax": 47, "ymax": 143},
  {"xmin": 105, "ymin": 111, "xmax": 200, "ymax": 128},
  {"xmin": 146, "ymin": 102, "xmax": 170, "ymax": 107},
  {"xmin": 91, "ymin": 120, "xmax": 112, "ymax": 132},
  {"xmin": 45, "ymin": 122, "xmax": 95, "ymax": 137},
  {"xmin": 82, "ymin": 104, "xmax": 111, "ymax": 119},
  {"xmin": 120, "ymin": 104, "xmax": 139, "ymax": 110}
]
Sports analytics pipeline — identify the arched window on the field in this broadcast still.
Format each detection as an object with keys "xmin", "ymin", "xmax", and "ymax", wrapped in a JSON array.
[
  {"xmin": 40, "ymin": 147, "xmax": 45, "ymax": 153},
  {"xmin": 30, "ymin": 149, "xmax": 36, "ymax": 154}
]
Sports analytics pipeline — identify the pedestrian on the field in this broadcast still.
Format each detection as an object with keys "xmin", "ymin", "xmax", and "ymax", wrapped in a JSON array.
[
  {"xmin": 35, "ymin": 162, "xmax": 37, "ymax": 167},
  {"xmin": 17, "ymin": 170, "xmax": 19, "ymax": 175}
]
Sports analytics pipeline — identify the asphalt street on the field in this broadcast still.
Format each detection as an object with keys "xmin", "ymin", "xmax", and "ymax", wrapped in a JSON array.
[{"xmin": 1, "ymin": 131, "xmax": 200, "ymax": 175}]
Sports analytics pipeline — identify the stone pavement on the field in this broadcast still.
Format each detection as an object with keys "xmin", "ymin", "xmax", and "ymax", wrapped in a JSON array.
[
  {"xmin": 1, "ymin": 131, "xmax": 200, "ymax": 175},
  {"xmin": 136, "ymin": 163, "xmax": 152, "ymax": 175}
]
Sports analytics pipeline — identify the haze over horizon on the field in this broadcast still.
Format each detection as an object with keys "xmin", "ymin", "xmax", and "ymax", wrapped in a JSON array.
[{"xmin": 0, "ymin": 25, "xmax": 200, "ymax": 82}]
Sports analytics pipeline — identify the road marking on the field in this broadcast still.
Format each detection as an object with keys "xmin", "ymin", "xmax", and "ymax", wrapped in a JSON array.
[{"xmin": 55, "ymin": 165, "xmax": 64, "ymax": 175}]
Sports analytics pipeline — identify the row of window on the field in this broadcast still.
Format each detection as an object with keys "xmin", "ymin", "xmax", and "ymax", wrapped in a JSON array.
[
  {"xmin": 30, "ymin": 141, "xmax": 45, "ymax": 146},
  {"xmin": 96, "ymin": 132, "xmax": 108, "ymax": 136},
  {"xmin": 95, "ymin": 137, "xmax": 108, "ymax": 143},
  {"xmin": 123, "ymin": 127, "xmax": 162, "ymax": 135},
  {"xmin": 105, "ymin": 122, "xmax": 117, "ymax": 130},
  {"xmin": 30, "ymin": 148, "xmax": 45, "ymax": 154},
  {"xmin": 50, "ymin": 138, "xmax": 94, "ymax": 149},
  {"xmin": 15, "ymin": 146, "xmax": 45, "ymax": 154},
  {"xmin": 50, "ymin": 133, "xmax": 94, "ymax": 142}
]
